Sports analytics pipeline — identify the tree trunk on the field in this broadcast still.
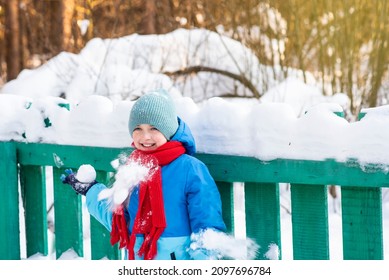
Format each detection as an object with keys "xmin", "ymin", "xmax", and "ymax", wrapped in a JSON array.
[
  {"xmin": 139, "ymin": 0, "xmax": 157, "ymax": 34},
  {"xmin": 62, "ymin": 0, "xmax": 75, "ymax": 52},
  {"xmin": 5, "ymin": 0, "xmax": 21, "ymax": 81},
  {"xmin": 49, "ymin": 0, "xmax": 62, "ymax": 54},
  {"xmin": 49, "ymin": 0, "xmax": 75, "ymax": 54},
  {"xmin": 368, "ymin": 1, "xmax": 389, "ymax": 108}
]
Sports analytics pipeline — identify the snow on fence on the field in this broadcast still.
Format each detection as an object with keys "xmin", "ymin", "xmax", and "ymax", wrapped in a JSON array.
[
  {"xmin": 1, "ymin": 96, "xmax": 389, "ymax": 260},
  {"xmin": 1, "ymin": 141, "xmax": 389, "ymax": 260}
]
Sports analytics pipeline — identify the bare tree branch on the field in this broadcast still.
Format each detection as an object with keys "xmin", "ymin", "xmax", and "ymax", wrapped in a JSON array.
[{"xmin": 164, "ymin": 65, "xmax": 261, "ymax": 98}]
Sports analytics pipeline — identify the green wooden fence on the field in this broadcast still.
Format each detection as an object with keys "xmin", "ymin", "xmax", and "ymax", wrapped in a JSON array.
[{"xmin": 1, "ymin": 141, "xmax": 388, "ymax": 260}]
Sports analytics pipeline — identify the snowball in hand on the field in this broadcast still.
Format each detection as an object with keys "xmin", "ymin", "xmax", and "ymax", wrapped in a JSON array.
[{"xmin": 75, "ymin": 164, "xmax": 96, "ymax": 183}]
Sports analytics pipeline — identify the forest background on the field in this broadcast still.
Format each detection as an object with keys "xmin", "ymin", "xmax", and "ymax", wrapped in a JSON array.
[{"xmin": 1, "ymin": 0, "xmax": 389, "ymax": 118}]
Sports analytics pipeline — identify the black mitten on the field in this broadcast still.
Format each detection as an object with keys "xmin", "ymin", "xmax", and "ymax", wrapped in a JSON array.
[{"xmin": 60, "ymin": 169, "xmax": 97, "ymax": 195}]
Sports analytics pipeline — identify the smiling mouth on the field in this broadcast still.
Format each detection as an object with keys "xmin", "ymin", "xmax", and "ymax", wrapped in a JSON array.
[{"xmin": 141, "ymin": 143, "xmax": 155, "ymax": 148}]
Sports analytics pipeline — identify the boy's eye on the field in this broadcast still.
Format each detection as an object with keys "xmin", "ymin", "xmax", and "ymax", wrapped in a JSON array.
[
  {"xmin": 150, "ymin": 127, "xmax": 159, "ymax": 131},
  {"xmin": 133, "ymin": 127, "xmax": 141, "ymax": 131}
]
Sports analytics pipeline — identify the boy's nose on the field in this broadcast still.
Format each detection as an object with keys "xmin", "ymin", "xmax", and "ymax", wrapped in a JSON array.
[{"xmin": 141, "ymin": 131, "xmax": 152, "ymax": 139}]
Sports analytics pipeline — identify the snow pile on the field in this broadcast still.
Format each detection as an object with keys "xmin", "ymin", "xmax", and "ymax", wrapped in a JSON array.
[
  {"xmin": 2, "ymin": 92, "xmax": 389, "ymax": 166},
  {"xmin": 190, "ymin": 229, "xmax": 261, "ymax": 260},
  {"xmin": 0, "ymin": 28, "xmax": 267, "ymax": 103},
  {"xmin": 0, "ymin": 26, "xmax": 362, "ymax": 164},
  {"xmin": 264, "ymin": 243, "xmax": 280, "ymax": 260}
]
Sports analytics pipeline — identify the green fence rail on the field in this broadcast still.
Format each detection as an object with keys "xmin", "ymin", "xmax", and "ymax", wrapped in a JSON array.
[{"xmin": 1, "ymin": 141, "xmax": 388, "ymax": 260}]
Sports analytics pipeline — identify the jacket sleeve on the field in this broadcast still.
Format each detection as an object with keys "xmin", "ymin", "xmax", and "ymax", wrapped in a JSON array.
[
  {"xmin": 185, "ymin": 159, "xmax": 226, "ymax": 234},
  {"xmin": 85, "ymin": 183, "xmax": 114, "ymax": 231}
]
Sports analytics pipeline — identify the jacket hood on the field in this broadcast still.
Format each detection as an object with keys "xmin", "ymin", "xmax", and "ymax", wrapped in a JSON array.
[{"xmin": 171, "ymin": 117, "xmax": 196, "ymax": 155}]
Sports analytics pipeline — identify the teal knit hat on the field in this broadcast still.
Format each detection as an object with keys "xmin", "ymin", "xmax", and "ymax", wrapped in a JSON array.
[{"xmin": 129, "ymin": 89, "xmax": 179, "ymax": 140}]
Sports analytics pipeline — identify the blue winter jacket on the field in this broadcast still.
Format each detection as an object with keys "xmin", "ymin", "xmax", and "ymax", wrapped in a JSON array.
[{"xmin": 86, "ymin": 118, "xmax": 226, "ymax": 260}]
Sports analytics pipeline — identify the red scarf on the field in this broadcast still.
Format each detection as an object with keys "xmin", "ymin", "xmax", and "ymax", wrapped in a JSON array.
[{"xmin": 110, "ymin": 141, "xmax": 185, "ymax": 260}]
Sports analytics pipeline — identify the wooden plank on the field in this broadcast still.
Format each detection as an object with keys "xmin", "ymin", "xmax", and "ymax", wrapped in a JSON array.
[
  {"xmin": 245, "ymin": 182, "xmax": 281, "ymax": 260},
  {"xmin": 52, "ymin": 167, "xmax": 84, "ymax": 259},
  {"xmin": 216, "ymin": 181, "xmax": 234, "ymax": 234},
  {"xmin": 90, "ymin": 216, "xmax": 121, "ymax": 260},
  {"xmin": 197, "ymin": 154, "xmax": 389, "ymax": 187},
  {"xmin": 90, "ymin": 171, "xmax": 121, "ymax": 260},
  {"xmin": 16, "ymin": 142, "xmax": 129, "ymax": 171},
  {"xmin": 16, "ymin": 143, "xmax": 389, "ymax": 187},
  {"xmin": 341, "ymin": 186, "xmax": 383, "ymax": 260},
  {"xmin": 0, "ymin": 142, "xmax": 20, "ymax": 260},
  {"xmin": 19, "ymin": 165, "xmax": 48, "ymax": 258},
  {"xmin": 291, "ymin": 184, "xmax": 329, "ymax": 260}
]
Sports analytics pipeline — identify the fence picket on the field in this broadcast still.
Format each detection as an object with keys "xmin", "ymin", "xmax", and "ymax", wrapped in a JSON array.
[
  {"xmin": 245, "ymin": 182, "xmax": 281, "ymax": 260},
  {"xmin": 19, "ymin": 165, "xmax": 48, "ymax": 258},
  {"xmin": 291, "ymin": 184, "xmax": 329, "ymax": 260},
  {"xmin": 0, "ymin": 142, "xmax": 20, "ymax": 260},
  {"xmin": 341, "ymin": 186, "xmax": 383, "ymax": 260},
  {"xmin": 52, "ymin": 167, "xmax": 84, "ymax": 259}
]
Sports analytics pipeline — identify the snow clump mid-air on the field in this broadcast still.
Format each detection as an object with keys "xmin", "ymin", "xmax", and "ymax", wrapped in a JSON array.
[{"xmin": 98, "ymin": 157, "xmax": 151, "ymax": 207}]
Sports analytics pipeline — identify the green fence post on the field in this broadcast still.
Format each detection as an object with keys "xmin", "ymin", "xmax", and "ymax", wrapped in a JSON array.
[
  {"xmin": 0, "ymin": 142, "xmax": 20, "ymax": 260},
  {"xmin": 339, "ymin": 109, "xmax": 384, "ymax": 260},
  {"xmin": 245, "ymin": 182, "xmax": 281, "ymax": 260},
  {"xmin": 90, "ymin": 170, "xmax": 121, "ymax": 260},
  {"xmin": 52, "ymin": 167, "xmax": 84, "ymax": 259},
  {"xmin": 291, "ymin": 183, "xmax": 329, "ymax": 260},
  {"xmin": 19, "ymin": 165, "xmax": 48, "ymax": 258},
  {"xmin": 341, "ymin": 186, "xmax": 383, "ymax": 260},
  {"xmin": 216, "ymin": 181, "xmax": 234, "ymax": 234}
]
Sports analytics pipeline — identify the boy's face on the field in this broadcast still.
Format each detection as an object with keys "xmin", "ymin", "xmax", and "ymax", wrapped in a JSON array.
[{"xmin": 132, "ymin": 124, "xmax": 168, "ymax": 151}]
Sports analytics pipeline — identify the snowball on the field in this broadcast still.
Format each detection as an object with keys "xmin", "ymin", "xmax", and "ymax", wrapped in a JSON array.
[{"xmin": 76, "ymin": 164, "xmax": 96, "ymax": 183}]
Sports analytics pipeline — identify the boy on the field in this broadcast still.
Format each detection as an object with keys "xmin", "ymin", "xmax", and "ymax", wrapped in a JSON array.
[{"xmin": 62, "ymin": 89, "xmax": 226, "ymax": 260}]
